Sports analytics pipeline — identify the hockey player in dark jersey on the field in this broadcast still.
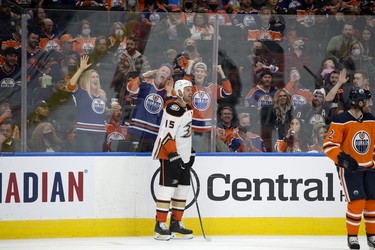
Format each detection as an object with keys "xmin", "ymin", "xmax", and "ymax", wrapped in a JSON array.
[
  {"xmin": 323, "ymin": 87, "xmax": 375, "ymax": 250},
  {"xmin": 152, "ymin": 79, "xmax": 195, "ymax": 240}
]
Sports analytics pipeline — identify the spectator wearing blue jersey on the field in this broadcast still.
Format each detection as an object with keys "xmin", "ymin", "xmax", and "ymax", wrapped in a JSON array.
[
  {"xmin": 67, "ymin": 55, "xmax": 110, "ymax": 152},
  {"xmin": 126, "ymin": 65, "xmax": 174, "ymax": 152}
]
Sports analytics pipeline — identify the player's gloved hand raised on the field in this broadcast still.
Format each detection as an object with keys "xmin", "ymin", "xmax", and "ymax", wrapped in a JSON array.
[
  {"xmin": 337, "ymin": 151, "xmax": 359, "ymax": 171},
  {"xmin": 168, "ymin": 153, "xmax": 185, "ymax": 175},
  {"xmin": 185, "ymin": 150, "xmax": 196, "ymax": 169}
]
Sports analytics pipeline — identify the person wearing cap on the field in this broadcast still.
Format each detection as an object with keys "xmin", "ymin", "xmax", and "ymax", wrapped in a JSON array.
[
  {"xmin": 294, "ymin": 87, "xmax": 330, "ymax": 142},
  {"xmin": 244, "ymin": 68, "xmax": 277, "ymax": 109},
  {"xmin": 184, "ymin": 60, "xmax": 233, "ymax": 152},
  {"xmin": 58, "ymin": 34, "xmax": 80, "ymax": 65},
  {"xmin": 27, "ymin": 99, "xmax": 51, "ymax": 139},
  {"xmin": 323, "ymin": 87, "xmax": 375, "ymax": 250}
]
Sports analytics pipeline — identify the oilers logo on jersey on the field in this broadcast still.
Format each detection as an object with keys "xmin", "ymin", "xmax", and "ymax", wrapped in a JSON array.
[
  {"xmin": 82, "ymin": 43, "xmax": 94, "ymax": 55},
  {"xmin": 45, "ymin": 41, "xmax": 60, "ymax": 52},
  {"xmin": 209, "ymin": 14, "xmax": 225, "ymax": 25},
  {"xmin": 91, "ymin": 98, "xmax": 106, "ymax": 114},
  {"xmin": 309, "ymin": 114, "xmax": 326, "ymax": 125},
  {"xmin": 0, "ymin": 78, "xmax": 15, "ymax": 88},
  {"xmin": 258, "ymin": 32, "xmax": 274, "ymax": 41},
  {"xmin": 353, "ymin": 131, "xmax": 370, "ymax": 154},
  {"xmin": 144, "ymin": 93, "xmax": 164, "ymax": 114},
  {"xmin": 291, "ymin": 95, "xmax": 308, "ymax": 109},
  {"xmin": 149, "ymin": 13, "xmax": 161, "ymax": 24},
  {"xmin": 257, "ymin": 94, "xmax": 273, "ymax": 108},
  {"xmin": 107, "ymin": 132, "xmax": 126, "ymax": 144},
  {"xmin": 192, "ymin": 91, "xmax": 211, "ymax": 111}
]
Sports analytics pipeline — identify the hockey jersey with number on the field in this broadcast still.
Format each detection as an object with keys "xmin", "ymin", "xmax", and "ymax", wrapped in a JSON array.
[
  {"xmin": 152, "ymin": 102, "xmax": 193, "ymax": 163},
  {"xmin": 323, "ymin": 111, "xmax": 375, "ymax": 169}
]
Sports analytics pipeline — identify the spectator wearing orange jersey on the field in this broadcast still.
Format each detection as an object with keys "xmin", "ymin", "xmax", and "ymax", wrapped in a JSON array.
[
  {"xmin": 184, "ymin": 60, "xmax": 232, "ymax": 152},
  {"xmin": 105, "ymin": 102, "xmax": 131, "ymax": 151},
  {"xmin": 73, "ymin": 20, "xmax": 96, "ymax": 56}
]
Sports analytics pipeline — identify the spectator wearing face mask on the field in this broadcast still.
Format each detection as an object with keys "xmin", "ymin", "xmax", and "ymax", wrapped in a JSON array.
[
  {"xmin": 284, "ymin": 38, "xmax": 311, "ymax": 75},
  {"xmin": 204, "ymin": 0, "xmax": 232, "ymax": 26},
  {"xmin": 108, "ymin": 22, "xmax": 127, "ymax": 59},
  {"xmin": 338, "ymin": 40, "xmax": 375, "ymax": 80},
  {"xmin": 28, "ymin": 122, "xmax": 65, "ymax": 152},
  {"xmin": 74, "ymin": 20, "xmax": 96, "ymax": 56}
]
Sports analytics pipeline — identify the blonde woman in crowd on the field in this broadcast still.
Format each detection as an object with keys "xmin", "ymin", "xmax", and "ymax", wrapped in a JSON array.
[
  {"xmin": 66, "ymin": 55, "xmax": 109, "ymax": 152},
  {"xmin": 308, "ymin": 122, "xmax": 328, "ymax": 153}
]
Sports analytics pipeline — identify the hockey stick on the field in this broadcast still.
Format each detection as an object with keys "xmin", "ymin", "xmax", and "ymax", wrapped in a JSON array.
[
  {"xmin": 303, "ymin": 65, "xmax": 325, "ymax": 88},
  {"xmin": 190, "ymin": 170, "xmax": 211, "ymax": 241}
]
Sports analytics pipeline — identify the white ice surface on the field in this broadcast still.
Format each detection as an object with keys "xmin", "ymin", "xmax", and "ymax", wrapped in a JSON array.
[{"xmin": 0, "ymin": 236, "xmax": 363, "ymax": 250}]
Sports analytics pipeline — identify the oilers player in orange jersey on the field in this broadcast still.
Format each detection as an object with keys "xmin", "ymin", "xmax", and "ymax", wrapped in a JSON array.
[
  {"xmin": 323, "ymin": 87, "xmax": 375, "ymax": 250},
  {"xmin": 152, "ymin": 79, "xmax": 195, "ymax": 241}
]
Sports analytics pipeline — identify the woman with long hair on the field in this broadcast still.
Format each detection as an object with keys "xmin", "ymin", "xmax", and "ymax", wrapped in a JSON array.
[
  {"xmin": 260, "ymin": 88, "xmax": 293, "ymax": 151},
  {"xmin": 275, "ymin": 117, "xmax": 309, "ymax": 153},
  {"xmin": 190, "ymin": 13, "xmax": 214, "ymax": 40},
  {"xmin": 29, "ymin": 122, "xmax": 64, "ymax": 152},
  {"xmin": 66, "ymin": 55, "xmax": 109, "ymax": 152},
  {"xmin": 308, "ymin": 122, "xmax": 328, "ymax": 153}
]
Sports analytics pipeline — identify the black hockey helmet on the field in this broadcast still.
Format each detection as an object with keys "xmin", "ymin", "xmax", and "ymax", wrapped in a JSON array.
[{"xmin": 349, "ymin": 87, "xmax": 371, "ymax": 105}]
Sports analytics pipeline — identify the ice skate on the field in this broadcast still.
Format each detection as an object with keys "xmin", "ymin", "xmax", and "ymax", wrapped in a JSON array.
[
  {"xmin": 170, "ymin": 220, "xmax": 193, "ymax": 239},
  {"xmin": 347, "ymin": 235, "xmax": 360, "ymax": 249},
  {"xmin": 154, "ymin": 221, "xmax": 171, "ymax": 241},
  {"xmin": 367, "ymin": 234, "xmax": 375, "ymax": 249}
]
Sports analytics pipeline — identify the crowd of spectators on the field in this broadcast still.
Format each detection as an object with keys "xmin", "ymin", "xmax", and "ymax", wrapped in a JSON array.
[{"xmin": 0, "ymin": 0, "xmax": 375, "ymax": 152}]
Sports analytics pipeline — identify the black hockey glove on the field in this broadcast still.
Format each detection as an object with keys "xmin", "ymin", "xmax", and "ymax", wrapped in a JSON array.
[
  {"xmin": 168, "ymin": 152, "xmax": 185, "ymax": 176},
  {"xmin": 185, "ymin": 150, "xmax": 196, "ymax": 169},
  {"xmin": 337, "ymin": 151, "xmax": 359, "ymax": 171}
]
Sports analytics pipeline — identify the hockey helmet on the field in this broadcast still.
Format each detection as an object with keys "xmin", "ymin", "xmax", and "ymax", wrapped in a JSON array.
[
  {"xmin": 174, "ymin": 79, "xmax": 192, "ymax": 97},
  {"xmin": 349, "ymin": 87, "xmax": 371, "ymax": 105}
]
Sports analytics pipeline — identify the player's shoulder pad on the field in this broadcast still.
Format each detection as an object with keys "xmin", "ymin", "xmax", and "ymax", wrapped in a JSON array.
[{"xmin": 166, "ymin": 102, "xmax": 185, "ymax": 117}]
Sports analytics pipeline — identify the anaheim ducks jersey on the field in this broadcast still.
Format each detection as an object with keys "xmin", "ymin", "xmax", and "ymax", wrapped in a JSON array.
[
  {"xmin": 323, "ymin": 111, "xmax": 375, "ymax": 169},
  {"xmin": 152, "ymin": 102, "xmax": 193, "ymax": 163}
]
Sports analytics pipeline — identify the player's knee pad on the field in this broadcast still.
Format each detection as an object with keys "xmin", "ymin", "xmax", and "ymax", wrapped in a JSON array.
[
  {"xmin": 157, "ymin": 185, "xmax": 175, "ymax": 200},
  {"xmin": 173, "ymin": 185, "xmax": 190, "ymax": 200}
]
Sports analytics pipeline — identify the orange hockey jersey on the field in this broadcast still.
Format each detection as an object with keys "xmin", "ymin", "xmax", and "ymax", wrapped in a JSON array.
[
  {"xmin": 184, "ymin": 76, "xmax": 232, "ymax": 133},
  {"xmin": 323, "ymin": 111, "xmax": 375, "ymax": 169}
]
